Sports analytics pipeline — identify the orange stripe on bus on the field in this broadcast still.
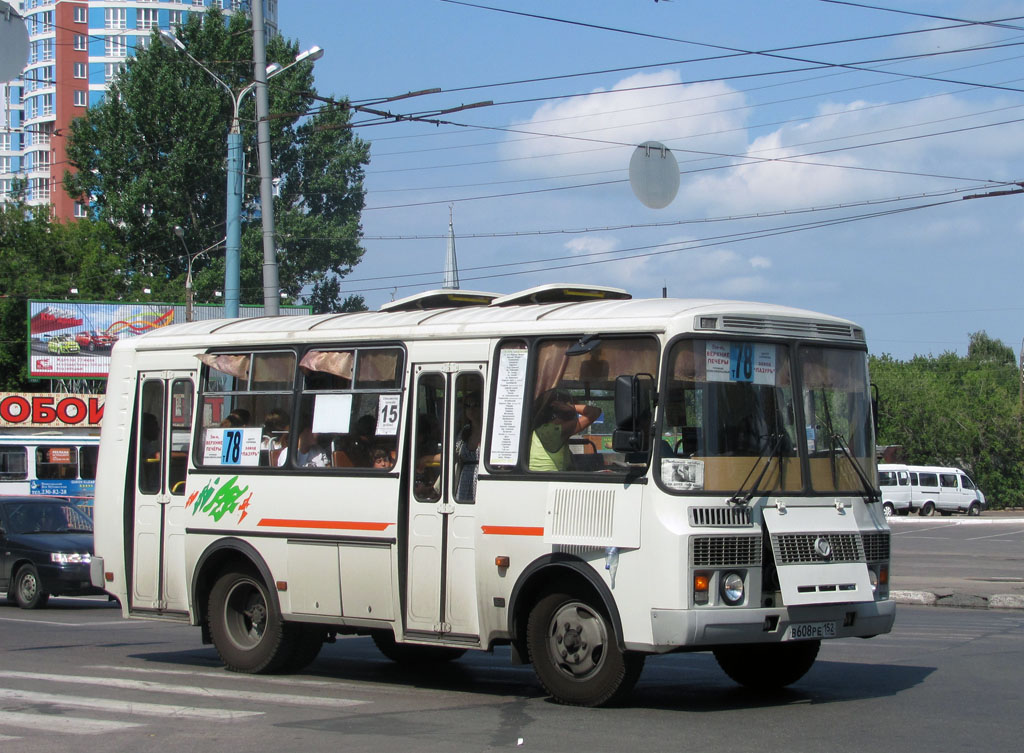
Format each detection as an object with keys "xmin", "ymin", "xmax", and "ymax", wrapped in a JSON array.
[
  {"xmin": 480, "ymin": 525, "xmax": 545, "ymax": 536},
  {"xmin": 257, "ymin": 518, "xmax": 393, "ymax": 532}
]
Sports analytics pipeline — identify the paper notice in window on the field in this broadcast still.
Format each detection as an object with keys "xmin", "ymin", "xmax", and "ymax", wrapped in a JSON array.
[{"xmin": 489, "ymin": 347, "xmax": 528, "ymax": 466}]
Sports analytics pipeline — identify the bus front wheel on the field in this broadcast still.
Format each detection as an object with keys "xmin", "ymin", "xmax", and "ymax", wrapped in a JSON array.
[
  {"xmin": 526, "ymin": 591, "xmax": 644, "ymax": 707},
  {"xmin": 713, "ymin": 640, "xmax": 820, "ymax": 690},
  {"xmin": 208, "ymin": 567, "xmax": 292, "ymax": 674},
  {"xmin": 919, "ymin": 501, "xmax": 935, "ymax": 517}
]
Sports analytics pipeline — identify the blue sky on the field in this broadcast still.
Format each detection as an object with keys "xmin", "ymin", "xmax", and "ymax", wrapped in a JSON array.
[{"xmin": 278, "ymin": 1, "xmax": 1024, "ymax": 360}]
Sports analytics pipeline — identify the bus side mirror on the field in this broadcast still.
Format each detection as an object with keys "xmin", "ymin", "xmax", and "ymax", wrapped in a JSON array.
[{"xmin": 612, "ymin": 374, "xmax": 654, "ymax": 453}]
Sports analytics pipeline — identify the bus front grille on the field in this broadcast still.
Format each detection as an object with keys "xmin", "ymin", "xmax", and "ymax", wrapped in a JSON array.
[{"xmin": 691, "ymin": 535, "xmax": 762, "ymax": 567}]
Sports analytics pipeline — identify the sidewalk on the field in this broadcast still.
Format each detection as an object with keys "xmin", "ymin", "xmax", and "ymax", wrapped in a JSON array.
[{"xmin": 888, "ymin": 511, "xmax": 1024, "ymax": 610}]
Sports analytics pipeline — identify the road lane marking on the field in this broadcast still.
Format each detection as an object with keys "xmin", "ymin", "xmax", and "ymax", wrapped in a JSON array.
[
  {"xmin": 0, "ymin": 688, "xmax": 261, "ymax": 721},
  {"xmin": 88, "ymin": 664, "xmax": 342, "ymax": 687},
  {"xmin": 0, "ymin": 710, "xmax": 142, "ymax": 734},
  {"xmin": 0, "ymin": 671, "xmax": 367, "ymax": 709},
  {"xmin": 965, "ymin": 527, "xmax": 1024, "ymax": 541},
  {"xmin": 0, "ymin": 617, "xmax": 131, "ymax": 627}
]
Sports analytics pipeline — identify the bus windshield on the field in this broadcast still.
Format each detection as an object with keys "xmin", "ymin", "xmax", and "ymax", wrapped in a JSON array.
[{"xmin": 660, "ymin": 340, "xmax": 873, "ymax": 494}]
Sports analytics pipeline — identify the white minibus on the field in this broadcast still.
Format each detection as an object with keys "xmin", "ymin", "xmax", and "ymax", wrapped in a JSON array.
[
  {"xmin": 906, "ymin": 465, "xmax": 985, "ymax": 516},
  {"xmin": 89, "ymin": 284, "xmax": 894, "ymax": 706},
  {"xmin": 877, "ymin": 463, "xmax": 912, "ymax": 517}
]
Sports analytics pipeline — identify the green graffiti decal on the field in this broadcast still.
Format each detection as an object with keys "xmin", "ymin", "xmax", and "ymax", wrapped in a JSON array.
[{"xmin": 188, "ymin": 476, "xmax": 250, "ymax": 523}]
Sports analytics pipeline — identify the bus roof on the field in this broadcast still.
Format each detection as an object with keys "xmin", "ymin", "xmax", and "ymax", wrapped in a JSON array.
[{"xmin": 119, "ymin": 287, "xmax": 865, "ymax": 352}]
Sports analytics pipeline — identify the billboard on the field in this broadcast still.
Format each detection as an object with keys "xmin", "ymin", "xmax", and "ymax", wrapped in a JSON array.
[
  {"xmin": 27, "ymin": 300, "xmax": 312, "ymax": 379},
  {"xmin": 0, "ymin": 392, "xmax": 104, "ymax": 428}
]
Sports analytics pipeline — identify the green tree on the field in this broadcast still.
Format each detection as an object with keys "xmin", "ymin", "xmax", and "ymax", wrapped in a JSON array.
[
  {"xmin": 0, "ymin": 201, "xmax": 127, "ymax": 390},
  {"xmin": 871, "ymin": 332, "xmax": 1024, "ymax": 509},
  {"xmin": 63, "ymin": 10, "xmax": 369, "ymax": 312}
]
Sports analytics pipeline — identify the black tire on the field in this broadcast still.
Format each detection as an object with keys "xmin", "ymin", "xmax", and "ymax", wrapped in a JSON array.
[
  {"xmin": 279, "ymin": 624, "xmax": 325, "ymax": 673},
  {"xmin": 919, "ymin": 501, "xmax": 935, "ymax": 517},
  {"xmin": 371, "ymin": 631, "xmax": 466, "ymax": 664},
  {"xmin": 14, "ymin": 564, "xmax": 50, "ymax": 609},
  {"xmin": 882, "ymin": 502, "xmax": 895, "ymax": 518},
  {"xmin": 968, "ymin": 502, "xmax": 981, "ymax": 517},
  {"xmin": 713, "ymin": 640, "xmax": 820, "ymax": 690},
  {"xmin": 526, "ymin": 591, "xmax": 644, "ymax": 707},
  {"xmin": 208, "ymin": 567, "xmax": 293, "ymax": 673}
]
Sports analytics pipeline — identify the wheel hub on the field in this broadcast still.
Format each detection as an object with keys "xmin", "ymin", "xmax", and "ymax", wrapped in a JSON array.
[{"xmin": 548, "ymin": 603, "xmax": 608, "ymax": 679}]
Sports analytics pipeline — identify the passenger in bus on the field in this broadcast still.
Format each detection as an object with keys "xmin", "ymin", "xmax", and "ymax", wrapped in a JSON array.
[
  {"xmin": 261, "ymin": 410, "xmax": 290, "ymax": 465},
  {"xmin": 528, "ymin": 390, "xmax": 601, "ymax": 472},
  {"xmin": 141, "ymin": 412, "xmax": 161, "ymax": 461},
  {"xmin": 220, "ymin": 408, "xmax": 251, "ymax": 428},
  {"xmin": 371, "ymin": 447, "xmax": 393, "ymax": 470},
  {"xmin": 454, "ymin": 391, "xmax": 482, "ymax": 501},
  {"xmin": 290, "ymin": 421, "xmax": 330, "ymax": 468},
  {"xmin": 345, "ymin": 414, "xmax": 378, "ymax": 467}
]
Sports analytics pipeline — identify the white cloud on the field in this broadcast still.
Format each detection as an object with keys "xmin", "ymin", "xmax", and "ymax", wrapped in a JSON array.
[
  {"xmin": 564, "ymin": 236, "xmax": 620, "ymax": 256},
  {"xmin": 499, "ymin": 71, "xmax": 750, "ymax": 176}
]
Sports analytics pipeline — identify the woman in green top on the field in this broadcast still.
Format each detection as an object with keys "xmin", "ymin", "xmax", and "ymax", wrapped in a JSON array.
[{"xmin": 528, "ymin": 390, "xmax": 602, "ymax": 471}]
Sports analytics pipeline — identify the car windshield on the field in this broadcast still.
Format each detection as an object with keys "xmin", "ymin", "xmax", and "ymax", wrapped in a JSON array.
[{"xmin": 2, "ymin": 502, "xmax": 93, "ymax": 534}]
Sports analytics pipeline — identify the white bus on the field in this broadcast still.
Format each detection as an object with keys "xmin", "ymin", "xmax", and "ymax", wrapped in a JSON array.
[
  {"xmin": 0, "ymin": 433, "xmax": 100, "ymax": 509},
  {"xmin": 90, "ymin": 284, "xmax": 894, "ymax": 706}
]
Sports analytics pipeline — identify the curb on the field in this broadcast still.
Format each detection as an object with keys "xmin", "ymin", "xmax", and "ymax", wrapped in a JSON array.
[{"xmin": 891, "ymin": 590, "xmax": 1024, "ymax": 610}]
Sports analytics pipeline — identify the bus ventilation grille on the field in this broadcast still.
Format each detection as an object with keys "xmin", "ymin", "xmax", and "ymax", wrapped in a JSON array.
[
  {"xmin": 861, "ymin": 532, "xmax": 891, "ymax": 562},
  {"xmin": 548, "ymin": 487, "xmax": 615, "ymax": 543},
  {"xmin": 719, "ymin": 316, "xmax": 863, "ymax": 341},
  {"xmin": 772, "ymin": 533, "xmax": 865, "ymax": 564},
  {"xmin": 691, "ymin": 535, "xmax": 762, "ymax": 567},
  {"xmin": 690, "ymin": 506, "xmax": 753, "ymax": 527}
]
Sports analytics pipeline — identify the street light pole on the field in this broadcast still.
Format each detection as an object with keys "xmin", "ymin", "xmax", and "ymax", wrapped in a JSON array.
[
  {"xmin": 159, "ymin": 30, "xmax": 322, "ymax": 319},
  {"xmin": 174, "ymin": 225, "xmax": 195, "ymax": 322}
]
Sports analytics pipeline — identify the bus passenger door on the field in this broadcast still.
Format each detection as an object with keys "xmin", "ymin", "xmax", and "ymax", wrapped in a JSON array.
[
  {"xmin": 404, "ymin": 365, "xmax": 484, "ymax": 641},
  {"xmin": 130, "ymin": 372, "xmax": 195, "ymax": 615}
]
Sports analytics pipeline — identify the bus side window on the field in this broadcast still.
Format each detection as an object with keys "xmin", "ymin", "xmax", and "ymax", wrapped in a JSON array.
[
  {"xmin": 168, "ymin": 378, "xmax": 194, "ymax": 495},
  {"xmin": 0, "ymin": 445, "xmax": 28, "ymax": 481},
  {"xmin": 138, "ymin": 380, "xmax": 164, "ymax": 494}
]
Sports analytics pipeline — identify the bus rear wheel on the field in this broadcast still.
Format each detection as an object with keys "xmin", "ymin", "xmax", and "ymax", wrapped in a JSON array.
[
  {"xmin": 713, "ymin": 640, "xmax": 820, "ymax": 690},
  {"xmin": 526, "ymin": 591, "xmax": 644, "ymax": 707},
  {"xmin": 208, "ymin": 567, "xmax": 292, "ymax": 674},
  {"xmin": 919, "ymin": 501, "xmax": 935, "ymax": 517}
]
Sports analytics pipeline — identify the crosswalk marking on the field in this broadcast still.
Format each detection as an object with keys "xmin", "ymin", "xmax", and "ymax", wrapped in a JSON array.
[
  {"xmin": 0, "ymin": 709, "xmax": 142, "ymax": 734},
  {"xmin": 88, "ymin": 664, "xmax": 343, "ymax": 688},
  {"xmin": 0, "ymin": 671, "xmax": 367, "ymax": 709},
  {"xmin": 0, "ymin": 688, "xmax": 262, "ymax": 721}
]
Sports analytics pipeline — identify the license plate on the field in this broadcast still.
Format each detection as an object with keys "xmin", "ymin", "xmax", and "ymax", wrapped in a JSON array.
[{"xmin": 786, "ymin": 621, "xmax": 836, "ymax": 640}]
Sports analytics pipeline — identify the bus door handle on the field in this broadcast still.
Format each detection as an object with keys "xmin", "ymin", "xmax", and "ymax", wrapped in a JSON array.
[{"xmin": 437, "ymin": 501, "xmax": 454, "ymax": 515}]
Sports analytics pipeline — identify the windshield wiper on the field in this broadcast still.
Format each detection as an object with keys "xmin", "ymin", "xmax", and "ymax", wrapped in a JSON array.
[
  {"xmin": 820, "ymin": 426, "xmax": 879, "ymax": 504},
  {"xmin": 728, "ymin": 432, "xmax": 786, "ymax": 506}
]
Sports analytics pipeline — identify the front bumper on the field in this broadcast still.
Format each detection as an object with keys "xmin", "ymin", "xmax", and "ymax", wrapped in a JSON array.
[
  {"xmin": 645, "ymin": 598, "xmax": 896, "ymax": 652},
  {"xmin": 39, "ymin": 562, "xmax": 106, "ymax": 597}
]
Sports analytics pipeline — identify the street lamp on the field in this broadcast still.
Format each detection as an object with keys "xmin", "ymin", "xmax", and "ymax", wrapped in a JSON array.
[
  {"xmin": 174, "ymin": 225, "xmax": 197, "ymax": 322},
  {"xmin": 159, "ymin": 31, "xmax": 323, "ymax": 319},
  {"xmin": 174, "ymin": 225, "xmax": 222, "ymax": 322}
]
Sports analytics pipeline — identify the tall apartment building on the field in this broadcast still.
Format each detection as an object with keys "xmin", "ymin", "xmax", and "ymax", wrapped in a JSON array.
[{"xmin": 0, "ymin": 0, "xmax": 279, "ymax": 220}]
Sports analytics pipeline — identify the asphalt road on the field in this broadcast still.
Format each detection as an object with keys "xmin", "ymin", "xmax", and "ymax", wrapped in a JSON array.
[
  {"xmin": 889, "ymin": 512, "xmax": 1024, "ymax": 608},
  {"xmin": 0, "ymin": 599, "xmax": 1021, "ymax": 753}
]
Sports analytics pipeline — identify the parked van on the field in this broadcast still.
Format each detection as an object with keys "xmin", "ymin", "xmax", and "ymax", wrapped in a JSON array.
[
  {"xmin": 906, "ymin": 465, "xmax": 986, "ymax": 517},
  {"xmin": 877, "ymin": 463, "xmax": 913, "ymax": 517}
]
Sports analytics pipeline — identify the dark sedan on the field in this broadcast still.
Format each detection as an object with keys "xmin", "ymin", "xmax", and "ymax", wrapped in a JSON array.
[{"xmin": 0, "ymin": 496, "xmax": 104, "ymax": 609}]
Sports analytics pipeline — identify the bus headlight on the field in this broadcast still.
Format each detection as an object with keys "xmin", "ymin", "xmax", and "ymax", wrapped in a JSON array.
[
  {"xmin": 868, "ymin": 568, "xmax": 878, "ymax": 592},
  {"xmin": 721, "ymin": 571, "xmax": 745, "ymax": 605}
]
